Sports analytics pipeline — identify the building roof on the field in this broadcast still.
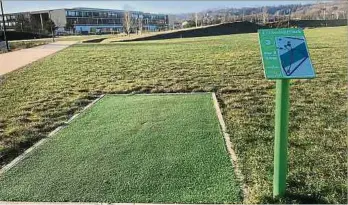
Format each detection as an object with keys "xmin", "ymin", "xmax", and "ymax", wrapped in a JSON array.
[
  {"xmin": 4, "ymin": 7, "xmax": 167, "ymax": 16},
  {"xmin": 70, "ymin": 7, "xmax": 124, "ymax": 12},
  {"xmin": 69, "ymin": 7, "xmax": 167, "ymax": 15}
]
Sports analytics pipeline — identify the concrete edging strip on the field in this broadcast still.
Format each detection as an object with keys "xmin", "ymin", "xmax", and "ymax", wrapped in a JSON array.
[
  {"xmin": 0, "ymin": 95, "xmax": 105, "ymax": 175},
  {"xmin": 211, "ymin": 92, "xmax": 248, "ymax": 200}
]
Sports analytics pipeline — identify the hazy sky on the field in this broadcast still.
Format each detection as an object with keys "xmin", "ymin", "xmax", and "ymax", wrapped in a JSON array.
[{"xmin": 3, "ymin": 1, "xmax": 317, "ymax": 14}]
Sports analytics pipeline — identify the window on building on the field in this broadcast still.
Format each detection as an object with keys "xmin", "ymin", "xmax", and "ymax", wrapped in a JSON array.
[
  {"xmin": 79, "ymin": 18, "xmax": 87, "ymax": 24},
  {"xmin": 67, "ymin": 11, "xmax": 76, "ymax": 17}
]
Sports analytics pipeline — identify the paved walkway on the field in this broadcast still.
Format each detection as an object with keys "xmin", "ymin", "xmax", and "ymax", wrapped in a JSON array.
[{"xmin": 0, "ymin": 41, "xmax": 77, "ymax": 75}]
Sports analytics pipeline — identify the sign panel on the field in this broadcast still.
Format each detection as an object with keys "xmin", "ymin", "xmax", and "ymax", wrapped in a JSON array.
[{"xmin": 258, "ymin": 28, "xmax": 315, "ymax": 79}]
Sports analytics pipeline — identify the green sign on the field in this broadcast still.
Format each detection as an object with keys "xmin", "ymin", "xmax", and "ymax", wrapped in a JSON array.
[
  {"xmin": 258, "ymin": 28, "xmax": 316, "ymax": 198},
  {"xmin": 258, "ymin": 28, "xmax": 315, "ymax": 79}
]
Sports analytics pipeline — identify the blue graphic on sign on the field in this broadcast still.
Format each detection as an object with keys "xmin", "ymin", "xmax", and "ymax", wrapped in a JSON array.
[{"xmin": 276, "ymin": 36, "xmax": 315, "ymax": 78}]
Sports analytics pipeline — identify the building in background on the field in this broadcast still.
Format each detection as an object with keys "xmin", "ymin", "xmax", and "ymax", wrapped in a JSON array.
[{"xmin": 0, "ymin": 7, "xmax": 170, "ymax": 34}]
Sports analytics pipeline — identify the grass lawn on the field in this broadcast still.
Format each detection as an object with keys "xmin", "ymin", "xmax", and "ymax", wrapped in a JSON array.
[
  {"xmin": 0, "ymin": 94, "xmax": 240, "ymax": 203},
  {"xmin": 0, "ymin": 26, "xmax": 346, "ymax": 203}
]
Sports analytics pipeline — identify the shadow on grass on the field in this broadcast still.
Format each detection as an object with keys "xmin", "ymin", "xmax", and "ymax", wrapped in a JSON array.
[
  {"xmin": 261, "ymin": 192, "xmax": 329, "ymax": 204},
  {"xmin": 259, "ymin": 176, "xmax": 347, "ymax": 204},
  {"xmin": 82, "ymin": 38, "xmax": 107, "ymax": 43},
  {"xmin": 117, "ymin": 22, "xmax": 265, "ymax": 42}
]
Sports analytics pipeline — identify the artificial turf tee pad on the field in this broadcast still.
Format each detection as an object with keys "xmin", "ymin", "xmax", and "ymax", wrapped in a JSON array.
[{"xmin": 0, "ymin": 94, "xmax": 240, "ymax": 203}]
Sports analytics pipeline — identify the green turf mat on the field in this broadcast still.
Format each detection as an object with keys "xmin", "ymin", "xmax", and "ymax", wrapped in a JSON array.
[{"xmin": 0, "ymin": 94, "xmax": 241, "ymax": 203}]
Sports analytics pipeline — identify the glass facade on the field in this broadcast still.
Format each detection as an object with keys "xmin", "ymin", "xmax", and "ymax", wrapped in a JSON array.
[
  {"xmin": 65, "ymin": 8, "xmax": 169, "ymax": 33},
  {"xmin": 66, "ymin": 10, "xmax": 122, "ymax": 18},
  {"xmin": 1, "ymin": 8, "xmax": 169, "ymax": 33},
  {"xmin": 0, "ymin": 14, "xmax": 20, "ymax": 27}
]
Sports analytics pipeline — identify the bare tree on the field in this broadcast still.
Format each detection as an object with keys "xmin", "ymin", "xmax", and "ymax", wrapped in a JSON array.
[
  {"xmin": 221, "ymin": 13, "xmax": 228, "ymax": 23},
  {"xmin": 195, "ymin": 12, "xmax": 198, "ymax": 27},
  {"xmin": 137, "ymin": 15, "xmax": 143, "ymax": 35},
  {"xmin": 197, "ymin": 13, "xmax": 203, "ymax": 27},
  {"xmin": 15, "ymin": 14, "xmax": 32, "ymax": 32},
  {"xmin": 262, "ymin": 7, "xmax": 268, "ymax": 24},
  {"xmin": 123, "ymin": 11, "xmax": 133, "ymax": 36},
  {"xmin": 242, "ymin": 9, "xmax": 245, "ymax": 21}
]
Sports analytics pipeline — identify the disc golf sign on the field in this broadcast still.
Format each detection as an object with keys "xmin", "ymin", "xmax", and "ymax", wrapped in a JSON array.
[
  {"xmin": 258, "ymin": 28, "xmax": 315, "ymax": 198},
  {"xmin": 259, "ymin": 28, "xmax": 315, "ymax": 79}
]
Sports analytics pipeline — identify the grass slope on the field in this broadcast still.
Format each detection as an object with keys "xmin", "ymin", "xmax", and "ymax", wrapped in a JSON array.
[
  {"xmin": 0, "ymin": 94, "xmax": 241, "ymax": 203},
  {"xmin": 0, "ymin": 26, "xmax": 346, "ymax": 203}
]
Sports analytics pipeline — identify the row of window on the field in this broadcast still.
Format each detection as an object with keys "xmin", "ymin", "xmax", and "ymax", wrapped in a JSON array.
[
  {"xmin": 0, "ymin": 15, "xmax": 16, "ymax": 21},
  {"xmin": 143, "ymin": 14, "xmax": 167, "ymax": 20},
  {"xmin": 66, "ymin": 10, "xmax": 121, "ymax": 18},
  {"xmin": 65, "ymin": 10, "xmax": 167, "ymax": 20},
  {"xmin": 67, "ymin": 18, "xmax": 123, "ymax": 25},
  {"xmin": 67, "ymin": 17, "xmax": 167, "ymax": 25},
  {"xmin": 0, "ymin": 21, "xmax": 16, "ymax": 27}
]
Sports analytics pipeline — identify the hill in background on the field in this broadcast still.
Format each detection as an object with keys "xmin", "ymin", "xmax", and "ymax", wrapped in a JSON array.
[{"xmin": 174, "ymin": 1, "xmax": 347, "ymax": 27}]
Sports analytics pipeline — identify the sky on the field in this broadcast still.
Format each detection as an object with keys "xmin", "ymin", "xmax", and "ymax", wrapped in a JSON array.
[{"xmin": 3, "ymin": 1, "xmax": 318, "ymax": 14}]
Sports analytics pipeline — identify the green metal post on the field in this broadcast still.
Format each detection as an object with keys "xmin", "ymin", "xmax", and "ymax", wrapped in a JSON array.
[{"xmin": 273, "ymin": 79, "xmax": 290, "ymax": 197}]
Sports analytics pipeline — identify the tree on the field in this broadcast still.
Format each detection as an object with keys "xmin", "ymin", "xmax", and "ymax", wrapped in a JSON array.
[
  {"xmin": 15, "ymin": 14, "xmax": 31, "ymax": 32},
  {"xmin": 262, "ymin": 7, "xmax": 269, "ymax": 24},
  {"xmin": 44, "ymin": 19, "xmax": 56, "ymax": 33},
  {"xmin": 195, "ymin": 13, "xmax": 198, "ymax": 27},
  {"xmin": 123, "ymin": 11, "xmax": 133, "ymax": 36},
  {"xmin": 137, "ymin": 15, "xmax": 143, "ymax": 35},
  {"xmin": 65, "ymin": 21, "xmax": 74, "ymax": 33},
  {"xmin": 221, "ymin": 12, "xmax": 229, "ymax": 23},
  {"xmin": 197, "ymin": 13, "xmax": 204, "ymax": 26},
  {"xmin": 182, "ymin": 20, "xmax": 195, "ymax": 28},
  {"xmin": 44, "ymin": 19, "xmax": 57, "ymax": 41}
]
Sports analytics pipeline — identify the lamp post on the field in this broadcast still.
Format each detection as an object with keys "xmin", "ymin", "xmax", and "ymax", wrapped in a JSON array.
[{"xmin": 0, "ymin": 0, "xmax": 9, "ymax": 51}]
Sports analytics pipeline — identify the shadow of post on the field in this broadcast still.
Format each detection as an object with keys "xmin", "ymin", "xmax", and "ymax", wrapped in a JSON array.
[{"xmin": 261, "ymin": 192, "xmax": 329, "ymax": 204}]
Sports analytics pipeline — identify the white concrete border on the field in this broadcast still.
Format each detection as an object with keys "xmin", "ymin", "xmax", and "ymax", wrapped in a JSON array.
[
  {"xmin": 0, "ymin": 95, "xmax": 105, "ymax": 175},
  {"xmin": 211, "ymin": 93, "xmax": 248, "ymax": 200}
]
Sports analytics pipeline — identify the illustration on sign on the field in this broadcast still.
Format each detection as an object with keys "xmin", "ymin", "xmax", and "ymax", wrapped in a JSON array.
[{"xmin": 258, "ymin": 28, "xmax": 315, "ymax": 79}]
